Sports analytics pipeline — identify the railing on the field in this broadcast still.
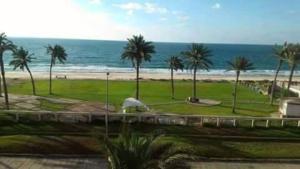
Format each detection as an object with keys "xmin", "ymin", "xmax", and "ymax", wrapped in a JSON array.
[{"xmin": 1, "ymin": 110, "xmax": 300, "ymax": 128}]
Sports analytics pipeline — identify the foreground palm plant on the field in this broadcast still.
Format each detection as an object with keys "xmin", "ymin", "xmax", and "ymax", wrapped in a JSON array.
[
  {"xmin": 182, "ymin": 43, "xmax": 212, "ymax": 102},
  {"xmin": 10, "ymin": 47, "xmax": 36, "ymax": 95},
  {"xmin": 0, "ymin": 33, "xmax": 16, "ymax": 109},
  {"xmin": 270, "ymin": 42, "xmax": 288, "ymax": 105},
  {"xmin": 121, "ymin": 35, "xmax": 155, "ymax": 100},
  {"xmin": 227, "ymin": 56, "xmax": 254, "ymax": 113},
  {"xmin": 105, "ymin": 131, "xmax": 194, "ymax": 169},
  {"xmin": 166, "ymin": 56, "xmax": 184, "ymax": 99},
  {"xmin": 46, "ymin": 45, "xmax": 67, "ymax": 95}
]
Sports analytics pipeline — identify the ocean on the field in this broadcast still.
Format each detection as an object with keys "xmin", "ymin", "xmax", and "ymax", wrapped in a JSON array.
[{"xmin": 3, "ymin": 37, "xmax": 298, "ymax": 76}]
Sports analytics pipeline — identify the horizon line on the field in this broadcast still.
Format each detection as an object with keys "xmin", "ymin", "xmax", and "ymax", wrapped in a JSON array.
[{"xmin": 7, "ymin": 35, "xmax": 278, "ymax": 46}]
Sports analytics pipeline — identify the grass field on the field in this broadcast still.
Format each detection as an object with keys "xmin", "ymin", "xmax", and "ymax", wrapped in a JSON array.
[
  {"xmin": 0, "ymin": 119, "xmax": 300, "ymax": 158},
  {"xmin": 8, "ymin": 79, "xmax": 277, "ymax": 116},
  {"xmin": 3, "ymin": 79, "xmax": 293, "ymax": 158}
]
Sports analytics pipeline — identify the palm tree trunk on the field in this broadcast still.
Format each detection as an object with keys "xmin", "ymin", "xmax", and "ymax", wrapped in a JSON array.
[
  {"xmin": 0, "ymin": 72, "xmax": 2, "ymax": 97},
  {"xmin": 25, "ymin": 64, "xmax": 36, "ymax": 95},
  {"xmin": 171, "ymin": 68, "xmax": 174, "ymax": 99},
  {"xmin": 49, "ymin": 59, "xmax": 53, "ymax": 95},
  {"xmin": 232, "ymin": 71, "xmax": 240, "ymax": 113},
  {"xmin": 0, "ymin": 53, "xmax": 9, "ymax": 110},
  {"xmin": 136, "ymin": 64, "xmax": 140, "ymax": 100},
  {"xmin": 270, "ymin": 60, "xmax": 282, "ymax": 105},
  {"xmin": 287, "ymin": 64, "xmax": 296, "ymax": 97},
  {"xmin": 193, "ymin": 67, "xmax": 197, "ymax": 100}
]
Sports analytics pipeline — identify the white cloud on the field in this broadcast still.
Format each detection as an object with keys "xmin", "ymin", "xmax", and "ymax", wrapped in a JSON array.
[
  {"xmin": 0, "ymin": 0, "xmax": 139, "ymax": 40},
  {"xmin": 144, "ymin": 3, "xmax": 168, "ymax": 14},
  {"xmin": 212, "ymin": 3, "xmax": 221, "ymax": 9},
  {"xmin": 177, "ymin": 15, "xmax": 189, "ymax": 21},
  {"xmin": 113, "ymin": 2, "xmax": 143, "ymax": 11},
  {"xmin": 160, "ymin": 17, "xmax": 168, "ymax": 21},
  {"xmin": 114, "ymin": 2, "xmax": 168, "ymax": 15},
  {"xmin": 89, "ymin": 0, "xmax": 101, "ymax": 5}
]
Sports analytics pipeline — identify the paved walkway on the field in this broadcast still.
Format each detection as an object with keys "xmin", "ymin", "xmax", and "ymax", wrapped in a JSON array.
[
  {"xmin": 1, "ymin": 157, "xmax": 300, "ymax": 169},
  {"xmin": 0, "ymin": 157, "xmax": 106, "ymax": 169},
  {"xmin": 192, "ymin": 161, "xmax": 300, "ymax": 169}
]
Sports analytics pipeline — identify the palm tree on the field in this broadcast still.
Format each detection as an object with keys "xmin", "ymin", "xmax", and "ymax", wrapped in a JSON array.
[
  {"xmin": 182, "ymin": 43, "xmax": 212, "ymax": 102},
  {"xmin": 121, "ymin": 35, "xmax": 155, "ymax": 100},
  {"xmin": 285, "ymin": 43, "xmax": 300, "ymax": 96},
  {"xmin": 270, "ymin": 42, "xmax": 288, "ymax": 105},
  {"xmin": 46, "ymin": 45, "xmax": 67, "ymax": 95},
  {"xmin": 0, "ymin": 33, "xmax": 16, "ymax": 109},
  {"xmin": 105, "ymin": 131, "xmax": 194, "ymax": 169},
  {"xmin": 227, "ymin": 56, "xmax": 254, "ymax": 113},
  {"xmin": 166, "ymin": 56, "xmax": 184, "ymax": 99},
  {"xmin": 10, "ymin": 47, "xmax": 36, "ymax": 95}
]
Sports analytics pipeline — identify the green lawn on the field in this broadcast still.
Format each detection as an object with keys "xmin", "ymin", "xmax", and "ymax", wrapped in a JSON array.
[
  {"xmin": 8, "ymin": 79, "xmax": 277, "ymax": 116},
  {"xmin": 0, "ymin": 120, "xmax": 300, "ymax": 158},
  {"xmin": 3, "ymin": 79, "xmax": 298, "ymax": 159}
]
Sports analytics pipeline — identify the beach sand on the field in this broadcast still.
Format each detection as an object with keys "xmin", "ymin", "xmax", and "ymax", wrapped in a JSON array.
[{"xmin": 5, "ymin": 71, "xmax": 300, "ymax": 81}]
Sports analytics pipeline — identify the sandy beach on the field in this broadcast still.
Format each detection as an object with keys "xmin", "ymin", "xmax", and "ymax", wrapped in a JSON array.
[{"xmin": 5, "ymin": 71, "xmax": 300, "ymax": 81}]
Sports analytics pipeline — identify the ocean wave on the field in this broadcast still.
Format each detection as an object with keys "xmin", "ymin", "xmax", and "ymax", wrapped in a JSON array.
[{"xmin": 5, "ymin": 64, "xmax": 300, "ymax": 76}]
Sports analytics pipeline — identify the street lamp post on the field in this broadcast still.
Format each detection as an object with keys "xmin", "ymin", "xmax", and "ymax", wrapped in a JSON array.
[{"xmin": 105, "ymin": 72, "xmax": 110, "ymax": 137}]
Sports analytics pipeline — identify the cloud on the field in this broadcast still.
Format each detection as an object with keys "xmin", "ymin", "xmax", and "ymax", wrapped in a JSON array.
[
  {"xmin": 160, "ymin": 17, "xmax": 168, "ymax": 21},
  {"xmin": 212, "ymin": 3, "xmax": 221, "ymax": 9},
  {"xmin": 0, "ymin": 0, "xmax": 139, "ymax": 40},
  {"xmin": 177, "ymin": 15, "xmax": 189, "ymax": 21},
  {"xmin": 89, "ymin": 0, "xmax": 101, "ymax": 5},
  {"xmin": 113, "ymin": 2, "xmax": 168, "ymax": 15},
  {"xmin": 144, "ymin": 3, "xmax": 168, "ymax": 14}
]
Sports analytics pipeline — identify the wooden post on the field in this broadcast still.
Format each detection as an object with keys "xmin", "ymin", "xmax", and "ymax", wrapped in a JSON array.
[
  {"xmin": 298, "ymin": 120, "xmax": 300, "ymax": 128},
  {"xmin": 55, "ymin": 113, "xmax": 59, "ymax": 122},
  {"xmin": 15, "ymin": 113, "xmax": 19, "ymax": 122},
  {"xmin": 122, "ymin": 113, "xmax": 126, "ymax": 123},
  {"xmin": 201, "ymin": 117, "xmax": 205, "ymax": 127},
  {"xmin": 266, "ymin": 120, "xmax": 269, "ymax": 128},
  {"xmin": 233, "ymin": 119, "xmax": 237, "ymax": 127},
  {"xmin": 281, "ymin": 119, "xmax": 285, "ymax": 127},
  {"xmin": 138, "ymin": 115, "xmax": 142, "ymax": 123},
  {"xmin": 251, "ymin": 119, "xmax": 255, "ymax": 128},
  {"xmin": 184, "ymin": 116, "xmax": 188, "ymax": 126},
  {"xmin": 217, "ymin": 117, "xmax": 220, "ymax": 127},
  {"xmin": 200, "ymin": 117, "xmax": 204, "ymax": 127},
  {"xmin": 154, "ymin": 116, "xmax": 159, "ymax": 124},
  {"xmin": 88, "ymin": 113, "xmax": 92, "ymax": 123},
  {"xmin": 38, "ymin": 113, "xmax": 42, "ymax": 121}
]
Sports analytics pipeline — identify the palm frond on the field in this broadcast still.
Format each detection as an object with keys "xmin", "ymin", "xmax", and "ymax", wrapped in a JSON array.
[
  {"xmin": 121, "ymin": 35, "xmax": 155, "ymax": 69},
  {"xmin": 105, "ymin": 130, "xmax": 193, "ymax": 169},
  {"xmin": 227, "ymin": 56, "xmax": 254, "ymax": 72},
  {"xmin": 10, "ymin": 47, "xmax": 34, "ymax": 71},
  {"xmin": 46, "ymin": 44, "xmax": 68, "ymax": 65},
  {"xmin": 182, "ymin": 43, "xmax": 213, "ymax": 71}
]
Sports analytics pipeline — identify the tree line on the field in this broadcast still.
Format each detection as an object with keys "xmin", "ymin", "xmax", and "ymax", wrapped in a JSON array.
[
  {"xmin": 122, "ymin": 35, "xmax": 300, "ymax": 113},
  {"xmin": 0, "ymin": 33, "xmax": 67, "ymax": 109},
  {"xmin": 1, "ymin": 33, "xmax": 300, "ymax": 113}
]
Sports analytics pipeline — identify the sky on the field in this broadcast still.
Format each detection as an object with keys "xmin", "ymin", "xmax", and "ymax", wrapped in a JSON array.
[{"xmin": 0, "ymin": 0, "xmax": 299, "ymax": 44}]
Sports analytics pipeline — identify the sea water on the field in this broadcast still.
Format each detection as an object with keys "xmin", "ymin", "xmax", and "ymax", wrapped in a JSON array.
[{"xmin": 3, "ymin": 37, "xmax": 298, "ymax": 76}]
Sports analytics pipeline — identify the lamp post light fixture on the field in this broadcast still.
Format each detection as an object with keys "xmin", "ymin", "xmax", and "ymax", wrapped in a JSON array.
[{"xmin": 105, "ymin": 72, "xmax": 110, "ymax": 137}]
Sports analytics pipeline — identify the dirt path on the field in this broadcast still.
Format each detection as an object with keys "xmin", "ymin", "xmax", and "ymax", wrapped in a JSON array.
[{"xmin": 0, "ymin": 94, "xmax": 115, "ymax": 113}]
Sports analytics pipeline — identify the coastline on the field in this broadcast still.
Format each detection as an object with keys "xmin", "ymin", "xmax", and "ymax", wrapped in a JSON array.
[{"xmin": 5, "ymin": 71, "xmax": 300, "ymax": 81}]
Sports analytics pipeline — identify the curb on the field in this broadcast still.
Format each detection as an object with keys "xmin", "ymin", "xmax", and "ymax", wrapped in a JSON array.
[
  {"xmin": 197, "ymin": 157, "xmax": 300, "ymax": 163},
  {"xmin": 0, "ymin": 154, "xmax": 103, "ymax": 158}
]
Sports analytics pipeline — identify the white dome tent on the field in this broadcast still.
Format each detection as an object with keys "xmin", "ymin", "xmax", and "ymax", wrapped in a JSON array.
[{"xmin": 122, "ymin": 98, "xmax": 150, "ymax": 113}]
